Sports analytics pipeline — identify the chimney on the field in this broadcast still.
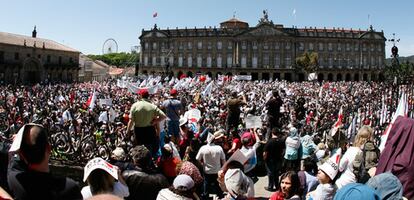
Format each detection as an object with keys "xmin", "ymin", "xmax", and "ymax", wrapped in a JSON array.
[{"xmin": 32, "ymin": 26, "xmax": 37, "ymax": 38}]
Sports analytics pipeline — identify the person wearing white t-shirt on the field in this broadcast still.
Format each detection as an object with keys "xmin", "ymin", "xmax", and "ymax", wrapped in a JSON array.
[
  {"xmin": 240, "ymin": 130, "xmax": 260, "ymax": 182},
  {"xmin": 196, "ymin": 130, "xmax": 226, "ymax": 199},
  {"xmin": 335, "ymin": 126, "xmax": 373, "ymax": 189}
]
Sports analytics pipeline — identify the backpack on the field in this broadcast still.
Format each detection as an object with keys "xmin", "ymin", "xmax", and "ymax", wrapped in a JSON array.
[{"xmin": 353, "ymin": 141, "xmax": 380, "ymax": 183}]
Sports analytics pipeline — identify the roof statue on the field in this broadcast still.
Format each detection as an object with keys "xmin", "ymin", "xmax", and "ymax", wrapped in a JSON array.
[{"xmin": 258, "ymin": 9, "xmax": 273, "ymax": 26}]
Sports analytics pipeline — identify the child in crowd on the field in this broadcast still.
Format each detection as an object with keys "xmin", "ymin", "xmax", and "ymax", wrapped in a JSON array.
[{"xmin": 306, "ymin": 153, "xmax": 340, "ymax": 200}]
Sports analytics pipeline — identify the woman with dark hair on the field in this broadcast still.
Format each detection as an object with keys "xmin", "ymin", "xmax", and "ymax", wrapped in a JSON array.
[{"xmin": 270, "ymin": 171, "xmax": 301, "ymax": 200}]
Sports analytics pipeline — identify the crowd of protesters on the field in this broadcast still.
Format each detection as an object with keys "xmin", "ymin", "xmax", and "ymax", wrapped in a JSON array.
[{"xmin": 0, "ymin": 75, "xmax": 413, "ymax": 200}]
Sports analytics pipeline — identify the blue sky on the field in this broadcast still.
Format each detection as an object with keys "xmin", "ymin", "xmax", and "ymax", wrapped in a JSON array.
[{"xmin": 1, "ymin": 0, "xmax": 414, "ymax": 57}]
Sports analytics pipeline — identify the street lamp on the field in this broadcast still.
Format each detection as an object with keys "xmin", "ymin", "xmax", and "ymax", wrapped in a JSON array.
[{"xmin": 132, "ymin": 45, "xmax": 141, "ymax": 76}]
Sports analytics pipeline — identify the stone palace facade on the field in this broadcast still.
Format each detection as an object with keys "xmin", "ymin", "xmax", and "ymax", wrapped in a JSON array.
[
  {"xmin": 0, "ymin": 27, "xmax": 80, "ymax": 84},
  {"xmin": 139, "ymin": 13, "xmax": 386, "ymax": 81}
]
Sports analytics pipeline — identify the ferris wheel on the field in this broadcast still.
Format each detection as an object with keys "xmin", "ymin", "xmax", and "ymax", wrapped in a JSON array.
[{"xmin": 102, "ymin": 38, "xmax": 118, "ymax": 54}]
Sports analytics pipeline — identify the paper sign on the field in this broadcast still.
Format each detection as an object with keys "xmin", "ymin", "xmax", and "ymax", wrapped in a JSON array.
[
  {"xmin": 222, "ymin": 150, "xmax": 248, "ymax": 169},
  {"xmin": 245, "ymin": 115, "xmax": 262, "ymax": 129},
  {"xmin": 99, "ymin": 99, "xmax": 113, "ymax": 107},
  {"xmin": 234, "ymin": 75, "xmax": 252, "ymax": 81}
]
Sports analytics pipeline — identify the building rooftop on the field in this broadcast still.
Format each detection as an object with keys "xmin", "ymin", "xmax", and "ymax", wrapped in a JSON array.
[{"xmin": 0, "ymin": 31, "xmax": 79, "ymax": 53}]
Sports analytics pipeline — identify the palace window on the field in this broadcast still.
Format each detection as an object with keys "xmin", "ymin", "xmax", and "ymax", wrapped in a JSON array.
[
  {"xmin": 252, "ymin": 41, "xmax": 258, "ymax": 50},
  {"xmin": 337, "ymin": 43, "xmax": 342, "ymax": 52},
  {"xmin": 241, "ymin": 54, "xmax": 247, "ymax": 68},
  {"xmin": 187, "ymin": 54, "xmax": 192, "ymax": 67},
  {"xmin": 346, "ymin": 43, "xmax": 351, "ymax": 51},
  {"xmin": 309, "ymin": 43, "xmax": 314, "ymax": 51},
  {"xmin": 371, "ymin": 56, "xmax": 376, "ymax": 66},
  {"xmin": 144, "ymin": 42, "xmax": 149, "ymax": 50},
  {"xmin": 275, "ymin": 42, "xmax": 280, "ymax": 50},
  {"xmin": 152, "ymin": 56, "xmax": 157, "ymax": 66},
  {"xmin": 285, "ymin": 54, "xmax": 291, "ymax": 67},
  {"xmin": 160, "ymin": 56, "xmax": 165, "ymax": 66},
  {"xmin": 217, "ymin": 41, "xmax": 222, "ymax": 50},
  {"xmin": 263, "ymin": 53, "xmax": 270, "ymax": 66},
  {"xmin": 179, "ymin": 42, "xmax": 183, "ymax": 50},
  {"xmin": 207, "ymin": 54, "xmax": 212, "ymax": 67},
  {"xmin": 318, "ymin": 42, "xmax": 324, "ymax": 51},
  {"xmin": 362, "ymin": 43, "xmax": 367, "ymax": 51},
  {"xmin": 228, "ymin": 42, "xmax": 233, "ymax": 49},
  {"xmin": 242, "ymin": 41, "xmax": 247, "ymax": 50},
  {"xmin": 178, "ymin": 55, "xmax": 183, "ymax": 67},
  {"xmin": 144, "ymin": 56, "xmax": 148, "ymax": 66},
  {"xmin": 227, "ymin": 53, "xmax": 232, "ymax": 67},
  {"xmin": 298, "ymin": 42, "xmax": 304, "ymax": 51},
  {"xmin": 370, "ymin": 44, "xmax": 374, "ymax": 51},
  {"xmin": 207, "ymin": 42, "xmax": 212, "ymax": 50},
  {"xmin": 275, "ymin": 53, "xmax": 280, "ymax": 68},
  {"xmin": 187, "ymin": 42, "xmax": 192, "ymax": 50},
  {"xmin": 197, "ymin": 54, "xmax": 202, "ymax": 67},
  {"xmin": 58, "ymin": 56, "xmax": 62, "ymax": 65},
  {"xmin": 169, "ymin": 56, "xmax": 174, "ymax": 66},
  {"xmin": 354, "ymin": 43, "xmax": 359, "ymax": 51},
  {"xmin": 328, "ymin": 55, "xmax": 333, "ymax": 67},
  {"xmin": 197, "ymin": 41, "xmax": 203, "ymax": 49},
  {"xmin": 377, "ymin": 44, "xmax": 382, "ymax": 52},
  {"xmin": 285, "ymin": 42, "xmax": 291, "ymax": 50},
  {"xmin": 252, "ymin": 53, "xmax": 258, "ymax": 68},
  {"xmin": 328, "ymin": 43, "xmax": 333, "ymax": 51},
  {"xmin": 263, "ymin": 42, "xmax": 269, "ymax": 50},
  {"xmin": 153, "ymin": 42, "xmax": 157, "ymax": 50},
  {"xmin": 217, "ymin": 54, "xmax": 222, "ymax": 68}
]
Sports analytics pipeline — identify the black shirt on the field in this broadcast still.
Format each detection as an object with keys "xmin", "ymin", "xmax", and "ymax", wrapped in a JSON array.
[
  {"xmin": 8, "ymin": 157, "xmax": 82, "ymax": 200},
  {"xmin": 123, "ymin": 169, "xmax": 169, "ymax": 200},
  {"xmin": 266, "ymin": 97, "xmax": 283, "ymax": 117},
  {"xmin": 264, "ymin": 137, "xmax": 285, "ymax": 162}
]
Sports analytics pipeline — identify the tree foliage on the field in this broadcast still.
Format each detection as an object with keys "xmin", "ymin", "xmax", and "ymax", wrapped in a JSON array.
[
  {"xmin": 295, "ymin": 52, "xmax": 319, "ymax": 73},
  {"xmin": 384, "ymin": 60, "xmax": 414, "ymax": 82},
  {"xmin": 87, "ymin": 52, "xmax": 139, "ymax": 67}
]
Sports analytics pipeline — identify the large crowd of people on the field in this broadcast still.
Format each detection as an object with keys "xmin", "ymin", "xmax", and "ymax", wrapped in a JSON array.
[{"xmin": 0, "ymin": 76, "xmax": 413, "ymax": 200}]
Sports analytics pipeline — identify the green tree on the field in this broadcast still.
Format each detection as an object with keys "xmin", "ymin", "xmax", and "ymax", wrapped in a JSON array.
[
  {"xmin": 295, "ymin": 52, "xmax": 319, "ymax": 73},
  {"xmin": 384, "ymin": 60, "xmax": 414, "ymax": 82},
  {"xmin": 87, "ymin": 52, "xmax": 139, "ymax": 67}
]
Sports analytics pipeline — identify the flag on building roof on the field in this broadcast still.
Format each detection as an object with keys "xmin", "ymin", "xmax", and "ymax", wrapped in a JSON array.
[{"xmin": 153, "ymin": 12, "xmax": 158, "ymax": 18}]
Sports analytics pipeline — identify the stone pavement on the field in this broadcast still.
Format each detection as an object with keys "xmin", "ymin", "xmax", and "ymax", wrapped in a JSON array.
[{"xmin": 254, "ymin": 175, "xmax": 273, "ymax": 199}]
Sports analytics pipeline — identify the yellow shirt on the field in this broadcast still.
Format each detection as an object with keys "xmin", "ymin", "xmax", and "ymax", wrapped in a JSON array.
[{"xmin": 129, "ymin": 100, "xmax": 165, "ymax": 127}]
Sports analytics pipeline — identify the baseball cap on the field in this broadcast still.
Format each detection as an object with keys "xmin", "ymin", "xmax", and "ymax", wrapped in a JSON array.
[
  {"xmin": 83, "ymin": 157, "xmax": 118, "ymax": 182},
  {"xmin": 170, "ymin": 89, "xmax": 178, "ymax": 96},
  {"xmin": 173, "ymin": 174, "xmax": 194, "ymax": 191}
]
